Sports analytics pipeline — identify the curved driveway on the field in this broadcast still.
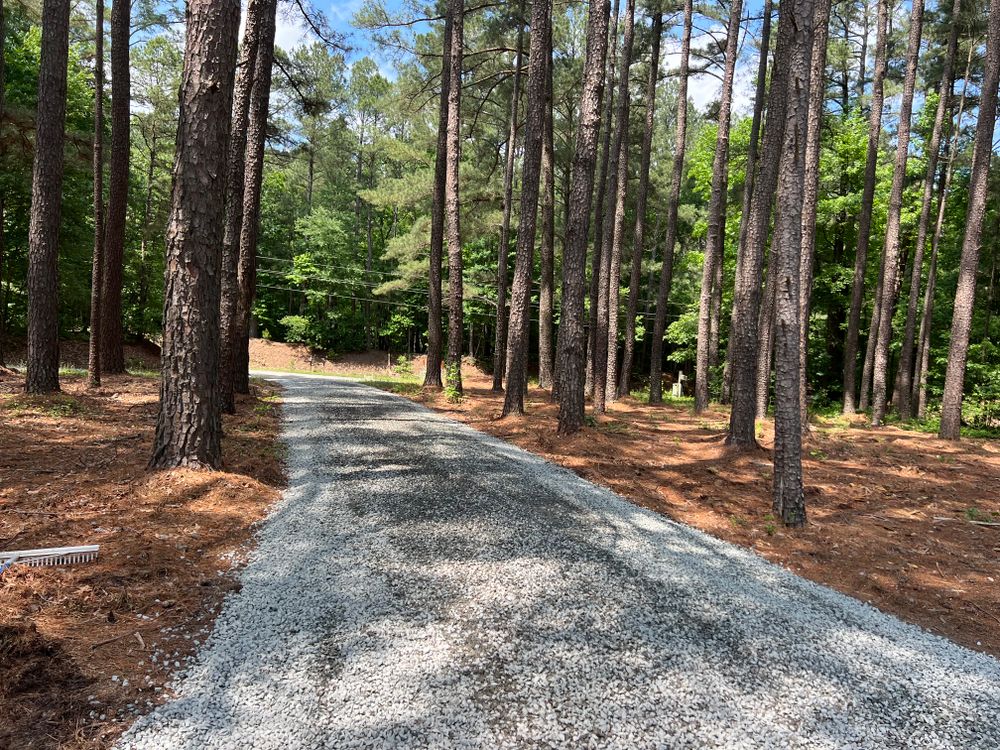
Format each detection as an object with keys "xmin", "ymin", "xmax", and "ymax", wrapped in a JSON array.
[{"xmin": 119, "ymin": 373, "xmax": 1000, "ymax": 749}]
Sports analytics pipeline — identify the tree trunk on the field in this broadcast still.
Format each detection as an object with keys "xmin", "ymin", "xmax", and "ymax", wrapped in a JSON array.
[
  {"xmin": 88, "ymin": 0, "xmax": 105, "ymax": 389},
  {"xmin": 596, "ymin": 0, "xmax": 636, "ymax": 410},
  {"xmin": 25, "ymin": 0, "xmax": 71, "ymax": 394},
  {"xmin": 618, "ymin": 11, "xmax": 663, "ymax": 399},
  {"xmin": 754, "ymin": 257, "xmax": 777, "ymax": 417},
  {"xmin": 100, "ymin": 0, "xmax": 129, "ymax": 374},
  {"xmin": 939, "ymin": 0, "xmax": 1000, "ymax": 440},
  {"xmin": 842, "ymin": 0, "xmax": 888, "ymax": 414},
  {"xmin": 585, "ymin": 0, "xmax": 621, "ymax": 399},
  {"xmin": 797, "ymin": 0, "xmax": 831, "ymax": 433},
  {"xmin": 502, "ymin": 0, "xmax": 552, "ymax": 417},
  {"xmin": 424, "ymin": 16, "xmax": 453, "ymax": 390},
  {"xmin": 492, "ymin": 11, "xmax": 525, "ymax": 391},
  {"xmin": 219, "ymin": 0, "xmax": 263, "ymax": 415},
  {"xmin": 445, "ymin": 0, "xmax": 465, "ymax": 395},
  {"xmin": 149, "ymin": 0, "xmax": 239, "ymax": 469},
  {"xmin": 694, "ymin": 0, "xmax": 742, "ymax": 412},
  {"xmin": 727, "ymin": 0, "xmax": 798, "ymax": 446},
  {"xmin": 538, "ymin": 21, "xmax": 556, "ymax": 391},
  {"xmin": 649, "ymin": 0, "xmax": 692, "ymax": 405},
  {"xmin": 234, "ymin": 0, "xmax": 278, "ymax": 396},
  {"xmin": 896, "ymin": 0, "xmax": 960, "ymax": 420},
  {"xmin": 870, "ymin": 0, "xmax": 924, "ymax": 426},
  {"xmin": 555, "ymin": 0, "xmax": 612, "ymax": 434},
  {"xmin": 772, "ymin": 0, "xmax": 815, "ymax": 527}
]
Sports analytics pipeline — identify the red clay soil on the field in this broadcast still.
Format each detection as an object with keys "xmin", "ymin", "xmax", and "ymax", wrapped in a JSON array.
[
  {"xmin": 0, "ymin": 373, "xmax": 284, "ymax": 750},
  {"xmin": 403, "ymin": 367, "xmax": 1000, "ymax": 660},
  {"xmin": 248, "ymin": 339, "xmax": 410, "ymax": 376}
]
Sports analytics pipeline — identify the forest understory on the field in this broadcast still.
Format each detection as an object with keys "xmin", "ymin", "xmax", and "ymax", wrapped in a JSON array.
[{"xmin": 0, "ymin": 354, "xmax": 284, "ymax": 750}]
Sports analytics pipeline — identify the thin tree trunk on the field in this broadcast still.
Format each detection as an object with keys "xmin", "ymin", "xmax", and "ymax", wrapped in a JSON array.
[
  {"xmin": 493, "ymin": 11, "xmax": 525, "ymax": 391},
  {"xmin": 727, "ymin": 0, "xmax": 798, "ymax": 446},
  {"xmin": 694, "ymin": 0, "xmax": 743, "ymax": 412},
  {"xmin": 797, "ymin": 0, "xmax": 831, "ymax": 433},
  {"xmin": 219, "ymin": 0, "xmax": 263, "ymax": 414},
  {"xmin": 445, "ymin": 0, "xmax": 465, "ymax": 395},
  {"xmin": 586, "ymin": 0, "xmax": 621, "ymax": 398},
  {"xmin": 754, "ymin": 254, "xmax": 777, "ymax": 417},
  {"xmin": 25, "ymin": 0, "xmax": 71, "ymax": 394},
  {"xmin": 939, "ymin": 0, "xmax": 1000, "ymax": 440},
  {"xmin": 722, "ymin": 0, "xmax": 772, "ymax": 406},
  {"xmin": 870, "ymin": 0, "xmax": 924, "ymax": 426},
  {"xmin": 137, "ymin": 131, "xmax": 156, "ymax": 319},
  {"xmin": 538, "ymin": 22, "xmax": 556, "ymax": 391},
  {"xmin": 100, "ymin": 0, "xmax": 129, "ymax": 374},
  {"xmin": 596, "ymin": 0, "xmax": 635, "ymax": 410},
  {"xmin": 556, "ymin": 0, "xmax": 612, "ymax": 434},
  {"xmin": 424, "ymin": 17, "xmax": 453, "ymax": 390},
  {"xmin": 0, "ymin": 0, "xmax": 6, "ymax": 366},
  {"xmin": 88, "ymin": 0, "xmax": 105, "ymax": 389},
  {"xmin": 772, "ymin": 0, "xmax": 815, "ymax": 526},
  {"xmin": 649, "ymin": 0, "xmax": 692, "ymax": 405},
  {"xmin": 896, "ymin": 0, "xmax": 961, "ymax": 419},
  {"xmin": 502, "ymin": 0, "xmax": 553, "ymax": 417},
  {"xmin": 149, "ymin": 0, "xmax": 239, "ymax": 469},
  {"xmin": 842, "ymin": 0, "xmax": 888, "ymax": 414},
  {"xmin": 234, "ymin": 0, "xmax": 278, "ymax": 396},
  {"xmin": 619, "ymin": 10, "xmax": 663, "ymax": 399}
]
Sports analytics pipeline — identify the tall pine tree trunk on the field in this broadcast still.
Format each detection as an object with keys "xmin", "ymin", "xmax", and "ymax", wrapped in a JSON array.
[
  {"xmin": 555, "ymin": 0, "xmax": 612, "ymax": 434},
  {"xmin": 754, "ymin": 257, "xmax": 777, "ymax": 416},
  {"xmin": 618, "ymin": 10, "xmax": 662, "ymax": 399},
  {"xmin": 939, "ymin": 0, "xmax": 1000, "ymax": 440},
  {"xmin": 870, "ymin": 0, "xmax": 924, "ymax": 426},
  {"xmin": 596, "ymin": 0, "xmax": 635, "ymax": 410},
  {"xmin": 797, "ymin": 0, "xmax": 830, "ymax": 433},
  {"xmin": 842, "ymin": 0, "xmax": 887, "ymax": 414},
  {"xmin": 25, "ymin": 0, "xmax": 71, "ymax": 394},
  {"xmin": 492, "ymin": 11, "xmax": 525, "ymax": 391},
  {"xmin": 772, "ymin": 0, "xmax": 815, "ymax": 526},
  {"xmin": 219, "ymin": 0, "xmax": 263, "ymax": 415},
  {"xmin": 100, "ymin": 0, "xmax": 129, "ymax": 374},
  {"xmin": 445, "ymin": 0, "xmax": 465, "ymax": 395},
  {"xmin": 896, "ymin": 0, "xmax": 960, "ymax": 419},
  {"xmin": 727, "ymin": 0, "xmax": 798, "ymax": 446},
  {"xmin": 234, "ymin": 0, "xmax": 277, "ymax": 396},
  {"xmin": 424, "ymin": 16, "xmax": 453, "ymax": 390},
  {"xmin": 88, "ymin": 0, "xmax": 105, "ymax": 389},
  {"xmin": 649, "ymin": 0, "xmax": 692, "ymax": 404},
  {"xmin": 538, "ymin": 22, "xmax": 556, "ymax": 390},
  {"xmin": 694, "ymin": 0, "xmax": 742, "ymax": 412},
  {"xmin": 502, "ymin": 0, "xmax": 553, "ymax": 416},
  {"xmin": 150, "ymin": 0, "xmax": 239, "ymax": 469}
]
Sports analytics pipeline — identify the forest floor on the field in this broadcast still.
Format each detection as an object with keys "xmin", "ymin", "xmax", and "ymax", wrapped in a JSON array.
[{"xmin": 0, "ymin": 363, "xmax": 285, "ymax": 750}]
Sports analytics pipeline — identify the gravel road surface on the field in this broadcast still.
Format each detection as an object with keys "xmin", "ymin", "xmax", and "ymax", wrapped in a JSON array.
[{"xmin": 118, "ymin": 373, "xmax": 1000, "ymax": 749}]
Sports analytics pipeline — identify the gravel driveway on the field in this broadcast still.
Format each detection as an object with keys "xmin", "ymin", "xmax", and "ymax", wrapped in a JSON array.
[{"xmin": 119, "ymin": 373, "xmax": 1000, "ymax": 749}]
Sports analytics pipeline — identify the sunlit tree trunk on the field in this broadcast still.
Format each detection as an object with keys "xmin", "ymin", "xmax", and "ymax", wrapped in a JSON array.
[
  {"xmin": 939, "ymin": 0, "xmax": 1000, "ymax": 440},
  {"xmin": 445, "ymin": 0, "xmax": 465, "ymax": 395},
  {"xmin": 555, "ymin": 0, "xmax": 612, "ymax": 434},
  {"xmin": 88, "ymin": 0, "xmax": 105, "ymax": 389},
  {"xmin": 538, "ymin": 22, "xmax": 556, "ymax": 391}
]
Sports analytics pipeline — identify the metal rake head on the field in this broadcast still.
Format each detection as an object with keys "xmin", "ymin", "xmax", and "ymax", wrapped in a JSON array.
[{"xmin": 0, "ymin": 545, "xmax": 100, "ymax": 573}]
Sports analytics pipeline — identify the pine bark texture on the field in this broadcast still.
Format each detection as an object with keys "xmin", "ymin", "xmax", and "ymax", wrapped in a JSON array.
[
  {"xmin": 424, "ymin": 16, "xmax": 453, "ymax": 390},
  {"xmin": 618, "ymin": 11, "xmax": 662, "ymax": 399},
  {"xmin": 772, "ymin": 0, "xmax": 815, "ymax": 527},
  {"xmin": 648, "ymin": 0, "xmax": 692, "ymax": 405},
  {"xmin": 555, "ymin": 0, "xmax": 611, "ymax": 434},
  {"xmin": 492, "ymin": 14, "xmax": 524, "ymax": 391},
  {"xmin": 150, "ymin": 0, "xmax": 240, "ymax": 469},
  {"xmin": 219, "ymin": 0, "xmax": 263, "ymax": 414},
  {"xmin": 502, "ymin": 0, "xmax": 552, "ymax": 416},
  {"xmin": 100, "ymin": 0, "xmax": 129, "ymax": 374},
  {"xmin": 25, "ymin": 0, "xmax": 71, "ymax": 395},
  {"xmin": 445, "ymin": 0, "xmax": 465, "ymax": 395},
  {"xmin": 870, "ymin": 0, "xmax": 924, "ymax": 426},
  {"xmin": 727, "ymin": 0, "xmax": 797, "ymax": 446},
  {"xmin": 538, "ymin": 24, "xmax": 556, "ymax": 390},
  {"xmin": 88, "ymin": 0, "xmax": 105, "ymax": 389},
  {"xmin": 939, "ymin": 0, "xmax": 1000, "ymax": 440},
  {"xmin": 842, "ymin": 0, "xmax": 888, "ymax": 414},
  {"xmin": 694, "ymin": 0, "xmax": 742, "ymax": 412}
]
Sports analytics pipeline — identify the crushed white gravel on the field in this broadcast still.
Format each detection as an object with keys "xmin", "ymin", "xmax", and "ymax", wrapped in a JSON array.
[{"xmin": 118, "ymin": 373, "xmax": 1000, "ymax": 749}]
